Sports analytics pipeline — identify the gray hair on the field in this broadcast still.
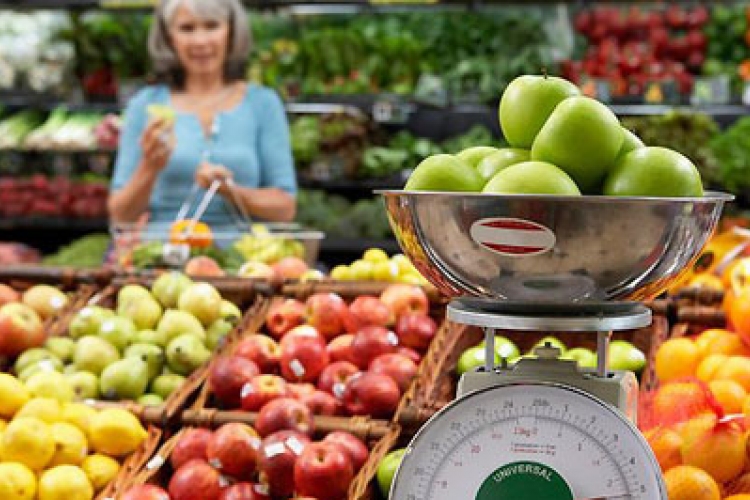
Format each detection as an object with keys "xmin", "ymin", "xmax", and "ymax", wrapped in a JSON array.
[{"xmin": 148, "ymin": 0, "xmax": 251, "ymax": 87}]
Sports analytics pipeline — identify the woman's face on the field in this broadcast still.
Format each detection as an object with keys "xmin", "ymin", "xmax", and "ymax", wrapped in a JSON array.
[{"xmin": 168, "ymin": 3, "xmax": 230, "ymax": 81}]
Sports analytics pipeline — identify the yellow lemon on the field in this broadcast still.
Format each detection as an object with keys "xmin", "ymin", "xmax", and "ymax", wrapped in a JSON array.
[
  {"xmin": 1, "ymin": 417, "xmax": 54, "ymax": 470},
  {"xmin": 0, "ymin": 374, "xmax": 29, "ymax": 418},
  {"xmin": 61, "ymin": 403, "xmax": 97, "ymax": 437},
  {"xmin": 24, "ymin": 371, "xmax": 74, "ymax": 404},
  {"xmin": 49, "ymin": 423, "xmax": 88, "ymax": 466},
  {"xmin": 391, "ymin": 254, "xmax": 415, "ymax": 274},
  {"xmin": 0, "ymin": 462, "xmax": 36, "ymax": 499},
  {"xmin": 38, "ymin": 465, "xmax": 93, "ymax": 500},
  {"xmin": 81, "ymin": 454, "xmax": 120, "ymax": 492},
  {"xmin": 372, "ymin": 261, "xmax": 400, "ymax": 282},
  {"xmin": 15, "ymin": 397, "xmax": 62, "ymax": 424},
  {"xmin": 330, "ymin": 265, "xmax": 352, "ymax": 281},
  {"xmin": 363, "ymin": 248, "xmax": 390, "ymax": 263},
  {"xmin": 89, "ymin": 408, "xmax": 147, "ymax": 457}
]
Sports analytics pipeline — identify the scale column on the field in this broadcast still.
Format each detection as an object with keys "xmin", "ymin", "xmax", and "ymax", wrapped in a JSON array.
[
  {"xmin": 596, "ymin": 330, "xmax": 612, "ymax": 378},
  {"xmin": 483, "ymin": 328, "xmax": 496, "ymax": 372}
]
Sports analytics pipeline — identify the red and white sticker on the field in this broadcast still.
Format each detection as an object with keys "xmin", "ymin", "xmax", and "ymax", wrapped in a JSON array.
[{"xmin": 470, "ymin": 218, "xmax": 556, "ymax": 257}]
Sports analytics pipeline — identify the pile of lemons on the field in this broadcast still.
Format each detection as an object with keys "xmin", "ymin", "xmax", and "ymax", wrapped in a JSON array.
[
  {"xmin": 0, "ymin": 372, "xmax": 148, "ymax": 500},
  {"xmin": 330, "ymin": 248, "xmax": 430, "ymax": 285}
]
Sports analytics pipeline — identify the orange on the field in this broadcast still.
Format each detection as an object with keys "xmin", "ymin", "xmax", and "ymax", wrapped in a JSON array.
[
  {"xmin": 689, "ymin": 273, "xmax": 724, "ymax": 292},
  {"xmin": 742, "ymin": 395, "xmax": 750, "ymax": 417},
  {"xmin": 664, "ymin": 465, "xmax": 720, "ymax": 500},
  {"xmin": 169, "ymin": 220, "xmax": 213, "ymax": 249},
  {"xmin": 715, "ymin": 356, "xmax": 750, "ymax": 393},
  {"xmin": 729, "ymin": 258, "xmax": 750, "ymax": 294},
  {"xmin": 654, "ymin": 383, "xmax": 719, "ymax": 427},
  {"xmin": 731, "ymin": 289, "xmax": 750, "ymax": 345},
  {"xmin": 655, "ymin": 338, "xmax": 700, "ymax": 382},
  {"xmin": 681, "ymin": 418, "xmax": 746, "ymax": 483},
  {"xmin": 725, "ymin": 495, "xmax": 750, "ymax": 500},
  {"xmin": 696, "ymin": 329, "xmax": 750, "ymax": 358},
  {"xmin": 697, "ymin": 354, "xmax": 729, "ymax": 383},
  {"xmin": 709, "ymin": 380, "xmax": 747, "ymax": 415},
  {"xmin": 644, "ymin": 426, "xmax": 683, "ymax": 472}
]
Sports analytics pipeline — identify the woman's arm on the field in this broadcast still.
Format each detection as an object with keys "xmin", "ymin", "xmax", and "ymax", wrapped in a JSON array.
[{"xmin": 225, "ymin": 184, "xmax": 296, "ymax": 222}]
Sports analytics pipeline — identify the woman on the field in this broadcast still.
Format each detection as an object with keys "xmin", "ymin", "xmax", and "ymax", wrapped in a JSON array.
[{"xmin": 108, "ymin": 0, "xmax": 297, "ymax": 231}]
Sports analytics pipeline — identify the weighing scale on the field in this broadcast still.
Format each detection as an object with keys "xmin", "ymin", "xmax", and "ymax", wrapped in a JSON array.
[{"xmin": 378, "ymin": 191, "xmax": 733, "ymax": 500}]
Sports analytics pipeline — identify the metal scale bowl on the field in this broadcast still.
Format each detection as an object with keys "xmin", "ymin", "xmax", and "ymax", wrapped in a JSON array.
[{"xmin": 378, "ymin": 190, "xmax": 733, "ymax": 500}]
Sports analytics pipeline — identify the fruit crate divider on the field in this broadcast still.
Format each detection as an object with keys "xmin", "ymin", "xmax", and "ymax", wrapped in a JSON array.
[
  {"xmin": 113, "ymin": 272, "xmax": 278, "ymax": 301},
  {"xmin": 0, "ymin": 265, "xmax": 115, "ymax": 289}
]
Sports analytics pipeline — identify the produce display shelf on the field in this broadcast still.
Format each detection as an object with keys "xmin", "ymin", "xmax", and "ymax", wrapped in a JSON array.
[
  {"xmin": 0, "ymin": 216, "xmax": 108, "ymax": 231},
  {"xmin": 320, "ymin": 237, "xmax": 400, "ymax": 256}
]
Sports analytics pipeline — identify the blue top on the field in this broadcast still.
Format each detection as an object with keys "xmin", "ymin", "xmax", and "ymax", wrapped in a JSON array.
[{"xmin": 111, "ymin": 83, "xmax": 297, "ymax": 229}]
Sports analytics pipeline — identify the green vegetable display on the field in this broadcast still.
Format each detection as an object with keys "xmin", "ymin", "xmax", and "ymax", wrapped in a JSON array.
[
  {"xmin": 42, "ymin": 234, "xmax": 110, "ymax": 268},
  {"xmin": 295, "ymin": 190, "xmax": 392, "ymax": 239},
  {"xmin": 710, "ymin": 116, "xmax": 750, "ymax": 193}
]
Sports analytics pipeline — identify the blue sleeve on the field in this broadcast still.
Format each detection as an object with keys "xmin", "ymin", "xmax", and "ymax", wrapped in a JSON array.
[
  {"xmin": 257, "ymin": 88, "xmax": 297, "ymax": 195},
  {"xmin": 110, "ymin": 87, "xmax": 154, "ymax": 191}
]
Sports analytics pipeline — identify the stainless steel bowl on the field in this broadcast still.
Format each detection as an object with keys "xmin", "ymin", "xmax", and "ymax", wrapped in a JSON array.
[{"xmin": 379, "ymin": 191, "xmax": 733, "ymax": 303}]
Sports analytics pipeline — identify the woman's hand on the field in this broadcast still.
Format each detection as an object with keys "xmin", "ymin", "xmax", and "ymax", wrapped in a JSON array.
[
  {"xmin": 196, "ymin": 162, "xmax": 234, "ymax": 191},
  {"xmin": 139, "ymin": 117, "xmax": 175, "ymax": 174}
]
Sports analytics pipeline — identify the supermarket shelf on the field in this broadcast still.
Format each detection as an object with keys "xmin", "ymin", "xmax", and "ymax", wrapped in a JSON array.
[
  {"xmin": 299, "ymin": 177, "xmax": 404, "ymax": 193},
  {"xmin": 0, "ymin": 216, "xmax": 108, "ymax": 231},
  {"xmin": 321, "ymin": 237, "xmax": 400, "ymax": 256}
]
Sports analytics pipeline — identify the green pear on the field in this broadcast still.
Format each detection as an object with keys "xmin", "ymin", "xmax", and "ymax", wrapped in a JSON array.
[
  {"xmin": 157, "ymin": 310, "xmax": 206, "ymax": 344},
  {"xmin": 26, "ymin": 371, "xmax": 74, "ymax": 403},
  {"xmin": 455, "ymin": 146, "xmax": 501, "ymax": 170},
  {"xmin": 151, "ymin": 272, "xmax": 192, "ymax": 309},
  {"xmin": 151, "ymin": 374, "xmax": 186, "ymax": 400},
  {"xmin": 99, "ymin": 357, "xmax": 150, "ymax": 401},
  {"xmin": 220, "ymin": 300, "xmax": 242, "ymax": 322},
  {"xmin": 44, "ymin": 337, "xmax": 76, "ymax": 364},
  {"xmin": 69, "ymin": 306, "xmax": 115, "ymax": 339},
  {"xmin": 65, "ymin": 371, "xmax": 100, "ymax": 400},
  {"xmin": 404, "ymin": 154, "xmax": 484, "ymax": 192},
  {"xmin": 73, "ymin": 336, "xmax": 120, "ymax": 376},
  {"xmin": 476, "ymin": 148, "xmax": 530, "ymax": 182},
  {"xmin": 18, "ymin": 358, "xmax": 63, "ymax": 383},
  {"xmin": 98, "ymin": 316, "xmax": 137, "ymax": 351},
  {"xmin": 166, "ymin": 334, "xmax": 211, "ymax": 376},
  {"xmin": 138, "ymin": 394, "xmax": 164, "ymax": 406},
  {"xmin": 563, "ymin": 347, "xmax": 597, "ymax": 369},
  {"xmin": 609, "ymin": 340, "xmax": 646, "ymax": 373},
  {"xmin": 456, "ymin": 346, "xmax": 500, "ymax": 375},
  {"xmin": 206, "ymin": 318, "xmax": 233, "ymax": 351},
  {"xmin": 117, "ymin": 284, "xmax": 152, "ymax": 307},
  {"xmin": 479, "ymin": 336, "xmax": 520, "ymax": 360},
  {"xmin": 14, "ymin": 348, "xmax": 60, "ymax": 375},
  {"xmin": 134, "ymin": 329, "xmax": 168, "ymax": 348},
  {"xmin": 117, "ymin": 296, "xmax": 163, "ymax": 331},
  {"xmin": 177, "ymin": 283, "xmax": 223, "ymax": 327},
  {"xmin": 124, "ymin": 343, "xmax": 165, "ymax": 380}
]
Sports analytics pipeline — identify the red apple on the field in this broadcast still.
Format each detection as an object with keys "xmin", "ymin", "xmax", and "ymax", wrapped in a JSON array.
[
  {"xmin": 281, "ymin": 325, "xmax": 325, "ymax": 349},
  {"xmin": 258, "ymin": 430, "xmax": 311, "ymax": 498},
  {"xmin": 219, "ymin": 483, "xmax": 271, "ymax": 500},
  {"xmin": 369, "ymin": 353, "xmax": 418, "ymax": 392},
  {"xmin": 343, "ymin": 372, "xmax": 401, "ymax": 418},
  {"xmin": 299, "ymin": 390, "xmax": 340, "ymax": 416},
  {"xmin": 0, "ymin": 302, "xmax": 44, "ymax": 356},
  {"xmin": 287, "ymin": 382, "xmax": 316, "ymax": 399},
  {"xmin": 210, "ymin": 355, "xmax": 260, "ymax": 407},
  {"xmin": 398, "ymin": 347, "xmax": 422, "ymax": 364},
  {"xmin": 122, "ymin": 485, "xmax": 171, "ymax": 500},
  {"xmin": 240, "ymin": 374, "xmax": 290, "ymax": 412},
  {"xmin": 349, "ymin": 296, "xmax": 392, "ymax": 327},
  {"xmin": 235, "ymin": 335, "xmax": 281, "ymax": 373},
  {"xmin": 168, "ymin": 459, "xmax": 224, "ymax": 500},
  {"xmin": 255, "ymin": 397, "xmax": 314, "ymax": 437},
  {"xmin": 350, "ymin": 326, "xmax": 399, "ymax": 369},
  {"xmin": 0, "ymin": 284, "xmax": 19, "ymax": 307},
  {"xmin": 271, "ymin": 257, "xmax": 309, "ymax": 281},
  {"xmin": 323, "ymin": 431, "xmax": 369, "ymax": 472},
  {"xmin": 280, "ymin": 336, "xmax": 330, "ymax": 383},
  {"xmin": 318, "ymin": 361, "xmax": 360, "ymax": 399},
  {"xmin": 379, "ymin": 284, "xmax": 428, "ymax": 320},
  {"xmin": 294, "ymin": 442, "xmax": 354, "ymax": 500},
  {"xmin": 395, "ymin": 313, "xmax": 437, "ymax": 350},
  {"xmin": 206, "ymin": 423, "xmax": 262, "ymax": 480},
  {"xmin": 185, "ymin": 256, "xmax": 225, "ymax": 277},
  {"xmin": 171, "ymin": 428, "xmax": 213, "ymax": 470},
  {"xmin": 265, "ymin": 299, "xmax": 306, "ymax": 339},
  {"xmin": 305, "ymin": 293, "xmax": 349, "ymax": 339},
  {"xmin": 327, "ymin": 334, "xmax": 355, "ymax": 364}
]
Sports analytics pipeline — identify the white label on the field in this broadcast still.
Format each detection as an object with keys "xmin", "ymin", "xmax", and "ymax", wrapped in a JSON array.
[
  {"xmin": 209, "ymin": 458, "xmax": 222, "ymax": 469},
  {"xmin": 218, "ymin": 474, "xmax": 231, "ymax": 487},
  {"xmin": 50, "ymin": 295, "xmax": 65, "ymax": 309},
  {"xmin": 470, "ymin": 218, "xmax": 556, "ymax": 258},
  {"xmin": 101, "ymin": 321, "xmax": 114, "ymax": 333},
  {"xmin": 290, "ymin": 359, "xmax": 306, "ymax": 378},
  {"xmin": 265, "ymin": 442, "xmax": 286, "ymax": 458},
  {"xmin": 286, "ymin": 436, "xmax": 305, "ymax": 456},
  {"xmin": 38, "ymin": 360, "xmax": 56, "ymax": 372},
  {"xmin": 240, "ymin": 382, "xmax": 254, "ymax": 398},
  {"xmin": 333, "ymin": 383, "xmax": 346, "ymax": 399},
  {"xmin": 250, "ymin": 436, "xmax": 262, "ymax": 450},
  {"xmin": 387, "ymin": 331, "xmax": 399, "ymax": 346},
  {"xmin": 146, "ymin": 455, "xmax": 165, "ymax": 470},
  {"xmin": 254, "ymin": 484, "xmax": 270, "ymax": 495}
]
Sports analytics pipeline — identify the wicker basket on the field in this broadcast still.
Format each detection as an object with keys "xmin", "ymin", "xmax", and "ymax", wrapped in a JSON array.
[{"xmin": 96, "ymin": 425, "xmax": 163, "ymax": 500}]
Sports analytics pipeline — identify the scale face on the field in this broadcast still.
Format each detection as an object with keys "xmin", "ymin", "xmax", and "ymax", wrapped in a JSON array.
[{"xmin": 391, "ymin": 382, "xmax": 665, "ymax": 500}]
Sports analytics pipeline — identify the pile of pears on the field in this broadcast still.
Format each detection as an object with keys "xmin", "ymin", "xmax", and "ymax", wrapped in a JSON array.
[
  {"xmin": 14, "ymin": 272, "xmax": 241, "ymax": 405},
  {"xmin": 406, "ymin": 74, "xmax": 704, "ymax": 197}
]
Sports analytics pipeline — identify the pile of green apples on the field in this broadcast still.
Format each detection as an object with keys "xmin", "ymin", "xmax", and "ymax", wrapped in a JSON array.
[
  {"xmin": 406, "ymin": 74, "xmax": 704, "ymax": 197},
  {"xmin": 456, "ymin": 335, "xmax": 646, "ymax": 375},
  {"xmin": 13, "ymin": 272, "xmax": 241, "ymax": 406}
]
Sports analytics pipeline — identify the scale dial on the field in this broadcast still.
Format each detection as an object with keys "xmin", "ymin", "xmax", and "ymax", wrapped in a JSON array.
[{"xmin": 391, "ymin": 382, "xmax": 665, "ymax": 500}]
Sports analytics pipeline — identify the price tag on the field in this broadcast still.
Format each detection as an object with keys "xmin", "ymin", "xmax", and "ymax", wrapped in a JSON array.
[
  {"xmin": 413, "ymin": 74, "xmax": 448, "ymax": 108},
  {"xmin": 691, "ymin": 76, "xmax": 731, "ymax": 105},
  {"xmin": 643, "ymin": 80, "xmax": 679, "ymax": 105},
  {"xmin": 372, "ymin": 96, "xmax": 414, "ymax": 125},
  {"xmin": 580, "ymin": 78, "xmax": 611, "ymax": 103}
]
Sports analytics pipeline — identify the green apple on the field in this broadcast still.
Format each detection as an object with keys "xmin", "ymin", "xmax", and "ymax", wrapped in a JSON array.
[
  {"xmin": 220, "ymin": 300, "xmax": 242, "ymax": 322},
  {"xmin": 615, "ymin": 127, "xmax": 644, "ymax": 161},
  {"xmin": 476, "ymin": 148, "xmax": 530, "ymax": 181},
  {"xmin": 69, "ymin": 306, "xmax": 114, "ymax": 339},
  {"xmin": 125, "ymin": 343, "xmax": 165, "ymax": 380},
  {"xmin": 563, "ymin": 347, "xmax": 597, "ymax": 369},
  {"xmin": 134, "ymin": 329, "xmax": 168, "ymax": 348},
  {"xmin": 117, "ymin": 284, "xmax": 152, "ymax": 307},
  {"xmin": 147, "ymin": 104, "xmax": 176, "ymax": 125},
  {"xmin": 138, "ymin": 394, "xmax": 164, "ymax": 406},
  {"xmin": 157, "ymin": 309, "xmax": 206, "ymax": 344},
  {"xmin": 73, "ymin": 336, "xmax": 120, "ymax": 376},
  {"xmin": 65, "ymin": 371, "xmax": 100, "ymax": 400},
  {"xmin": 499, "ymin": 75, "xmax": 581, "ymax": 149},
  {"xmin": 531, "ymin": 336, "xmax": 567, "ymax": 355},
  {"xmin": 117, "ymin": 296, "xmax": 163, "ymax": 331},
  {"xmin": 377, "ymin": 448, "xmax": 407, "ymax": 497},
  {"xmin": 177, "ymin": 283, "xmax": 223, "ymax": 327},
  {"xmin": 151, "ymin": 271, "xmax": 192, "ymax": 309},
  {"xmin": 206, "ymin": 318, "xmax": 233, "ymax": 351},
  {"xmin": 404, "ymin": 154, "xmax": 484, "ymax": 192},
  {"xmin": 455, "ymin": 146, "xmax": 501, "ymax": 170},
  {"xmin": 482, "ymin": 161, "xmax": 581, "ymax": 195},
  {"xmin": 456, "ymin": 346, "xmax": 500, "ymax": 375},
  {"xmin": 531, "ymin": 96, "xmax": 624, "ymax": 193},
  {"xmin": 603, "ymin": 147, "xmax": 704, "ymax": 197},
  {"xmin": 166, "ymin": 334, "xmax": 211, "ymax": 375},
  {"xmin": 98, "ymin": 316, "xmax": 137, "ymax": 351},
  {"xmin": 150, "ymin": 373, "xmax": 186, "ymax": 400},
  {"xmin": 99, "ymin": 357, "xmax": 150, "ymax": 400},
  {"xmin": 609, "ymin": 340, "xmax": 646, "ymax": 373},
  {"xmin": 14, "ymin": 348, "xmax": 60, "ymax": 375},
  {"xmin": 44, "ymin": 337, "xmax": 75, "ymax": 364}
]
